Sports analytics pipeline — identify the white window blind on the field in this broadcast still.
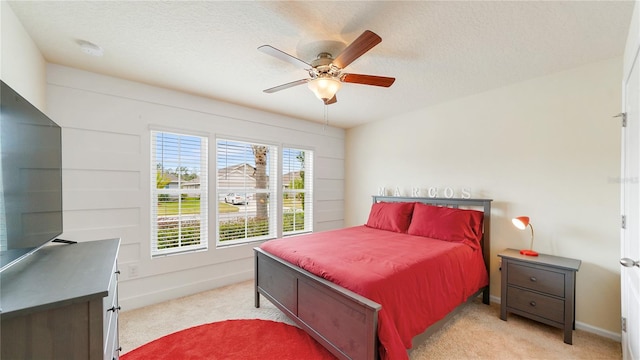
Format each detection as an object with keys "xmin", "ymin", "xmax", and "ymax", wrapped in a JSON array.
[
  {"xmin": 216, "ymin": 139, "xmax": 278, "ymax": 246},
  {"xmin": 151, "ymin": 131, "xmax": 208, "ymax": 256},
  {"xmin": 282, "ymin": 148, "xmax": 313, "ymax": 235}
]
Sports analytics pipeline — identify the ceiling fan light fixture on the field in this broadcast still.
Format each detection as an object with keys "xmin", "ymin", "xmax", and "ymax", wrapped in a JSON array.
[{"xmin": 308, "ymin": 77, "xmax": 342, "ymax": 102}]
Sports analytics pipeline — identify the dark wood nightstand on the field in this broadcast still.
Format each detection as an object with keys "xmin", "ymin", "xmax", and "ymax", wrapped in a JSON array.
[{"xmin": 499, "ymin": 249, "xmax": 581, "ymax": 344}]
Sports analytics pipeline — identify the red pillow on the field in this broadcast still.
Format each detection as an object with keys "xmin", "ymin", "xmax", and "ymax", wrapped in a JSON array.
[
  {"xmin": 407, "ymin": 203, "xmax": 484, "ymax": 249},
  {"xmin": 365, "ymin": 202, "xmax": 415, "ymax": 233}
]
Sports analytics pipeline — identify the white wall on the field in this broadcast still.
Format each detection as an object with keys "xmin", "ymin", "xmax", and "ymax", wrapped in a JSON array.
[
  {"xmin": 345, "ymin": 57, "xmax": 623, "ymax": 338},
  {"xmin": 0, "ymin": 1, "xmax": 46, "ymax": 109},
  {"xmin": 46, "ymin": 64, "xmax": 345, "ymax": 310}
]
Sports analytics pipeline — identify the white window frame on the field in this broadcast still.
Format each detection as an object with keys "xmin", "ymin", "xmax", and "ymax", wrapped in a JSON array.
[
  {"xmin": 215, "ymin": 137, "xmax": 278, "ymax": 247},
  {"xmin": 151, "ymin": 130, "xmax": 208, "ymax": 257},
  {"xmin": 282, "ymin": 147, "xmax": 313, "ymax": 236}
]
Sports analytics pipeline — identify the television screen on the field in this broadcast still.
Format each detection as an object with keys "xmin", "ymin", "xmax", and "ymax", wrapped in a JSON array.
[{"xmin": 0, "ymin": 80, "xmax": 63, "ymax": 272}]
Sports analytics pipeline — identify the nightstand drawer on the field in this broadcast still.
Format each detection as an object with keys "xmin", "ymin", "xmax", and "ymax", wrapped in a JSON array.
[
  {"xmin": 507, "ymin": 286, "xmax": 564, "ymax": 323},
  {"xmin": 507, "ymin": 262, "xmax": 564, "ymax": 297}
]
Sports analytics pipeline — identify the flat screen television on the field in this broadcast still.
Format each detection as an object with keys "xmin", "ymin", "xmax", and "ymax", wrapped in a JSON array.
[{"xmin": 0, "ymin": 80, "xmax": 63, "ymax": 272}]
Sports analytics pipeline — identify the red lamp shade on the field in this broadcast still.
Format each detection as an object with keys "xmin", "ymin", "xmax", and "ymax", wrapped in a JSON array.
[
  {"xmin": 512, "ymin": 216, "xmax": 529, "ymax": 229},
  {"xmin": 512, "ymin": 216, "xmax": 538, "ymax": 256}
]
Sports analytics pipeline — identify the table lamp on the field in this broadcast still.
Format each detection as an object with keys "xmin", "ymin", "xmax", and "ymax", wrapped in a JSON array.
[{"xmin": 512, "ymin": 216, "xmax": 538, "ymax": 256}]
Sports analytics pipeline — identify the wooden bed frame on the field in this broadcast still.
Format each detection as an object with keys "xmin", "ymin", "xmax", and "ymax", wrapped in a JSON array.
[{"xmin": 254, "ymin": 196, "xmax": 492, "ymax": 360}]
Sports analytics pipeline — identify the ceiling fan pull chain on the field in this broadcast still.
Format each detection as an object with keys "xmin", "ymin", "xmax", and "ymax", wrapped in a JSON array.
[
  {"xmin": 324, "ymin": 105, "xmax": 328, "ymax": 129},
  {"xmin": 323, "ymin": 104, "xmax": 329, "ymax": 131}
]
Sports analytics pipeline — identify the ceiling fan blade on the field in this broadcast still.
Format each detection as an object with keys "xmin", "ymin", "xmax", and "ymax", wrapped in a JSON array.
[
  {"xmin": 323, "ymin": 95, "xmax": 337, "ymax": 105},
  {"xmin": 333, "ymin": 30, "xmax": 382, "ymax": 69},
  {"xmin": 258, "ymin": 45, "xmax": 311, "ymax": 69},
  {"xmin": 340, "ymin": 73, "xmax": 395, "ymax": 87},
  {"xmin": 263, "ymin": 79, "xmax": 309, "ymax": 93}
]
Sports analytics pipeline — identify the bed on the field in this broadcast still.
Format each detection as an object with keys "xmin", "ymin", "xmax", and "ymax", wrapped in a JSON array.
[{"xmin": 254, "ymin": 196, "xmax": 492, "ymax": 360}]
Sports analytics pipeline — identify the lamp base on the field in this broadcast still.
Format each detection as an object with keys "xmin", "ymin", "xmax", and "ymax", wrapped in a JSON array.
[{"xmin": 520, "ymin": 249, "xmax": 539, "ymax": 256}]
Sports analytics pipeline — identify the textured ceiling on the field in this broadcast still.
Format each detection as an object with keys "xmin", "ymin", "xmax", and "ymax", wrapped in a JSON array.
[{"xmin": 7, "ymin": 1, "xmax": 635, "ymax": 129}]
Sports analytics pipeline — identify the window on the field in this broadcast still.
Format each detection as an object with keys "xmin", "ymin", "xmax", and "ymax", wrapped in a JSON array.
[
  {"xmin": 216, "ymin": 139, "xmax": 278, "ymax": 245},
  {"xmin": 151, "ymin": 131, "xmax": 208, "ymax": 256},
  {"xmin": 282, "ymin": 148, "xmax": 313, "ymax": 235}
]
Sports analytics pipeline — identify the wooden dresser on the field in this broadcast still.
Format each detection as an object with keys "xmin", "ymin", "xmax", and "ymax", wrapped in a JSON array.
[
  {"xmin": 499, "ymin": 248, "xmax": 581, "ymax": 344},
  {"xmin": 1, "ymin": 238, "xmax": 121, "ymax": 359}
]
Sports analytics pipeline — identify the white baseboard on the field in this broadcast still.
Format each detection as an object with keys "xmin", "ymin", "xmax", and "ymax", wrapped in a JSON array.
[
  {"xmin": 575, "ymin": 321, "xmax": 621, "ymax": 342},
  {"xmin": 119, "ymin": 270, "xmax": 254, "ymax": 311},
  {"xmin": 490, "ymin": 296, "xmax": 621, "ymax": 342}
]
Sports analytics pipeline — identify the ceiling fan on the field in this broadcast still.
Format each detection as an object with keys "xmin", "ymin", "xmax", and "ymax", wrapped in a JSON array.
[{"xmin": 259, "ymin": 30, "xmax": 395, "ymax": 105}]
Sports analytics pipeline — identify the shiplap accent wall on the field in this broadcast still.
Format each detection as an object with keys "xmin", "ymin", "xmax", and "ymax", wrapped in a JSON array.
[{"xmin": 46, "ymin": 64, "xmax": 345, "ymax": 310}]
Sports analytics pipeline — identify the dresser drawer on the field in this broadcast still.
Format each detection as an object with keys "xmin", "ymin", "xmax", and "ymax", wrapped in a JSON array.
[
  {"xmin": 507, "ymin": 286, "xmax": 564, "ymax": 323},
  {"xmin": 104, "ymin": 309, "xmax": 118, "ymax": 360},
  {"xmin": 102, "ymin": 261, "xmax": 119, "ymax": 360},
  {"xmin": 103, "ymin": 267, "xmax": 118, "ymax": 337},
  {"xmin": 507, "ymin": 262, "xmax": 564, "ymax": 297}
]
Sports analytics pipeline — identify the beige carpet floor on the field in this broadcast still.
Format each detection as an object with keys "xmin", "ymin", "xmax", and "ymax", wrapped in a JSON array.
[{"xmin": 120, "ymin": 280, "xmax": 621, "ymax": 359}]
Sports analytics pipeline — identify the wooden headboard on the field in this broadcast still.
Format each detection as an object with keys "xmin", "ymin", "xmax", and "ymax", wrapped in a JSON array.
[{"xmin": 372, "ymin": 195, "xmax": 493, "ymax": 304}]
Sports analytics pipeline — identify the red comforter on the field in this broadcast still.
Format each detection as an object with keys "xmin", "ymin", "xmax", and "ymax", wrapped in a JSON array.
[{"xmin": 260, "ymin": 225, "xmax": 488, "ymax": 360}]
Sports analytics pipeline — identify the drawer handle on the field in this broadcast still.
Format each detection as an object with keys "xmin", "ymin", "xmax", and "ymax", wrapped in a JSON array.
[
  {"xmin": 112, "ymin": 347, "xmax": 122, "ymax": 360},
  {"xmin": 529, "ymin": 301, "xmax": 537, "ymax": 307},
  {"xmin": 529, "ymin": 276, "xmax": 537, "ymax": 282},
  {"xmin": 108, "ymin": 305, "xmax": 121, "ymax": 312}
]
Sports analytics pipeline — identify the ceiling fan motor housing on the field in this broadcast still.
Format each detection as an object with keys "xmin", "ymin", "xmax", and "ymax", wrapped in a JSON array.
[{"xmin": 309, "ymin": 52, "xmax": 341, "ymax": 79}]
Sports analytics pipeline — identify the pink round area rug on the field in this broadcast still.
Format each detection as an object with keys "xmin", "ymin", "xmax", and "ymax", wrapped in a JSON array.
[{"xmin": 121, "ymin": 319, "xmax": 336, "ymax": 360}]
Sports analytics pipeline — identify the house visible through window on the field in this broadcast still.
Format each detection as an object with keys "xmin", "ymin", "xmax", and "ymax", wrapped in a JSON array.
[
  {"xmin": 282, "ymin": 147, "xmax": 313, "ymax": 235},
  {"xmin": 151, "ymin": 130, "xmax": 208, "ymax": 256},
  {"xmin": 216, "ymin": 139, "xmax": 278, "ymax": 246}
]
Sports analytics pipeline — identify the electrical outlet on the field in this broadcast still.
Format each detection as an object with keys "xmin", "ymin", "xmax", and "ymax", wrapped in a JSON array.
[{"xmin": 128, "ymin": 264, "xmax": 139, "ymax": 278}]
